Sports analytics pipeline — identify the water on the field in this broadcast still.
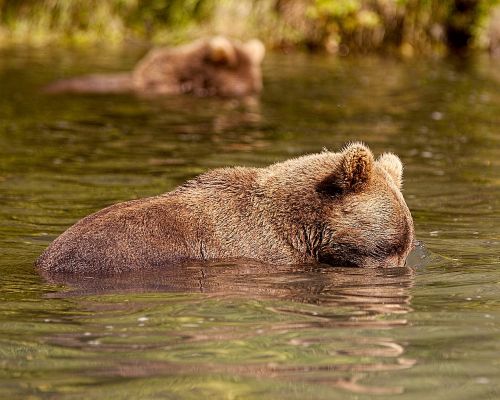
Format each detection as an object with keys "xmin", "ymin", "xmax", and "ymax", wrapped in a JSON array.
[{"xmin": 0, "ymin": 47, "xmax": 499, "ymax": 399}]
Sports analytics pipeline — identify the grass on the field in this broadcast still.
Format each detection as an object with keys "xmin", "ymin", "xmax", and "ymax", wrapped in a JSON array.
[{"xmin": 0, "ymin": 0, "xmax": 499, "ymax": 55}]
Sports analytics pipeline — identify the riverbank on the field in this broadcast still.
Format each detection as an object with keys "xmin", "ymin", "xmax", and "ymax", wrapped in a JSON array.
[{"xmin": 1, "ymin": 0, "xmax": 499, "ymax": 57}]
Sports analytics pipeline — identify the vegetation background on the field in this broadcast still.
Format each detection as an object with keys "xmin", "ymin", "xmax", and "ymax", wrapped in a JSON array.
[{"xmin": 1, "ymin": 0, "xmax": 499, "ymax": 56}]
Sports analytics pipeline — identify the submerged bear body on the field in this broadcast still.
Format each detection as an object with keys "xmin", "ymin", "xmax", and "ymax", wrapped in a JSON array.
[
  {"xmin": 36, "ymin": 143, "xmax": 415, "ymax": 275},
  {"xmin": 44, "ymin": 37, "xmax": 265, "ymax": 97}
]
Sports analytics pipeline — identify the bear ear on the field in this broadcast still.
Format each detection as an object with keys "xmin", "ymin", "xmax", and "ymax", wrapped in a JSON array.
[
  {"xmin": 208, "ymin": 36, "xmax": 237, "ymax": 67},
  {"xmin": 244, "ymin": 39, "xmax": 265, "ymax": 65},
  {"xmin": 378, "ymin": 153, "xmax": 403, "ymax": 188},
  {"xmin": 317, "ymin": 143, "xmax": 374, "ymax": 196}
]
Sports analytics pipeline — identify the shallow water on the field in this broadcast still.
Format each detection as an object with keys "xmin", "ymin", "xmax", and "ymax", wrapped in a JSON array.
[{"xmin": 0, "ymin": 47, "xmax": 499, "ymax": 399}]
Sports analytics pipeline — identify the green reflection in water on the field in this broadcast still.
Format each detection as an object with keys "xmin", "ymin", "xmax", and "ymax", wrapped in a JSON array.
[{"xmin": 0, "ymin": 47, "xmax": 499, "ymax": 399}]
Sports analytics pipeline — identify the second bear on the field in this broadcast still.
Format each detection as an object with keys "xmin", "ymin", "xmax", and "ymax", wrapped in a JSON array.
[{"xmin": 44, "ymin": 36, "xmax": 265, "ymax": 97}]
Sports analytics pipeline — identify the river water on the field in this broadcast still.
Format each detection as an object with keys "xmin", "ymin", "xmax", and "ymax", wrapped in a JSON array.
[{"xmin": 0, "ymin": 47, "xmax": 499, "ymax": 399}]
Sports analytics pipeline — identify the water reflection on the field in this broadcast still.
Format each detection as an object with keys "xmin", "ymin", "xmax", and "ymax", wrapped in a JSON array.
[
  {"xmin": 45, "ymin": 262, "xmax": 415, "ymax": 312},
  {"xmin": 40, "ymin": 257, "xmax": 418, "ymax": 396}
]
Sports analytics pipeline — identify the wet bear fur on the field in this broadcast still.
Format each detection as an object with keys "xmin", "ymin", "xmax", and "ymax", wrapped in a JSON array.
[
  {"xmin": 36, "ymin": 143, "xmax": 415, "ymax": 275},
  {"xmin": 44, "ymin": 36, "xmax": 265, "ymax": 97}
]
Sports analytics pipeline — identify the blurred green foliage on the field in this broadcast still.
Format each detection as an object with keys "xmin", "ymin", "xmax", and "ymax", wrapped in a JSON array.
[
  {"xmin": 0, "ymin": 0, "xmax": 213, "ymax": 44},
  {"xmin": 295, "ymin": 0, "xmax": 500, "ymax": 54},
  {"xmin": 0, "ymin": 0, "xmax": 499, "ymax": 54}
]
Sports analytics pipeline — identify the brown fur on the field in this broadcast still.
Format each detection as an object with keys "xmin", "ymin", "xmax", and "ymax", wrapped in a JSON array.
[
  {"xmin": 35, "ymin": 143, "xmax": 415, "ymax": 275},
  {"xmin": 43, "ymin": 37, "xmax": 265, "ymax": 97},
  {"xmin": 489, "ymin": 6, "xmax": 500, "ymax": 58}
]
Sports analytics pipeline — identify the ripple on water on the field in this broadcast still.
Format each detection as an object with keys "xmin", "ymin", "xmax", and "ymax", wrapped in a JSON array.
[{"xmin": 0, "ymin": 49, "xmax": 499, "ymax": 399}]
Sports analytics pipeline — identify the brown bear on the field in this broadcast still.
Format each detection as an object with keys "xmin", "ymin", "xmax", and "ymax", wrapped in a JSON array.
[
  {"xmin": 44, "ymin": 36, "xmax": 265, "ymax": 97},
  {"xmin": 35, "ymin": 143, "xmax": 415, "ymax": 275}
]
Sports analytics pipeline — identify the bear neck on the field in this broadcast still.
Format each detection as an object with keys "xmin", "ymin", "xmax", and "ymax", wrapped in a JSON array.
[
  {"xmin": 174, "ymin": 153, "xmax": 341, "ymax": 264},
  {"xmin": 255, "ymin": 152, "xmax": 342, "ymax": 263}
]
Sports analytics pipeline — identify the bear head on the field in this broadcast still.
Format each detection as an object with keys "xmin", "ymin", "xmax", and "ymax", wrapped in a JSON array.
[
  {"xmin": 314, "ymin": 143, "xmax": 414, "ymax": 268},
  {"xmin": 272, "ymin": 143, "xmax": 415, "ymax": 268},
  {"xmin": 203, "ymin": 36, "xmax": 265, "ymax": 96}
]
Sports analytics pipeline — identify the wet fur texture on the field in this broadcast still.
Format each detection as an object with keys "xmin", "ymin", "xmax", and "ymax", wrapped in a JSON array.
[
  {"xmin": 44, "ymin": 37, "xmax": 265, "ymax": 97},
  {"xmin": 36, "ymin": 143, "xmax": 415, "ymax": 275}
]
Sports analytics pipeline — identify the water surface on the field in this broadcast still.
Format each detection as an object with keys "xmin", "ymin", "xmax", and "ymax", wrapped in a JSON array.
[{"xmin": 0, "ymin": 47, "xmax": 499, "ymax": 399}]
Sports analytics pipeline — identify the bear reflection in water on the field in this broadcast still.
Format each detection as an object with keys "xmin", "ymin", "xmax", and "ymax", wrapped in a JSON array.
[
  {"xmin": 44, "ymin": 36, "xmax": 265, "ymax": 97},
  {"xmin": 44, "ymin": 258, "xmax": 421, "ymax": 396},
  {"xmin": 45, "ymin": 258, "xmax": 418, "ymax": 317},
  {"xmin": 36, "ymin": 143, "xmax": 415, "ymax": 275}
]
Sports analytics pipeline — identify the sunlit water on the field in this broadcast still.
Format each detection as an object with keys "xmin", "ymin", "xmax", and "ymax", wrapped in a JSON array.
[{"xmin": 0, "ymin": 47, "xmax": 499, "ymax": 399}]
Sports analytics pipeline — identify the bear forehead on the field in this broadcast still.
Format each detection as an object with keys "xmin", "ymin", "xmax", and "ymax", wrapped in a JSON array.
[{"xmin": 333, "ymin": 167, "xmax": 407, "ymax": 218}]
